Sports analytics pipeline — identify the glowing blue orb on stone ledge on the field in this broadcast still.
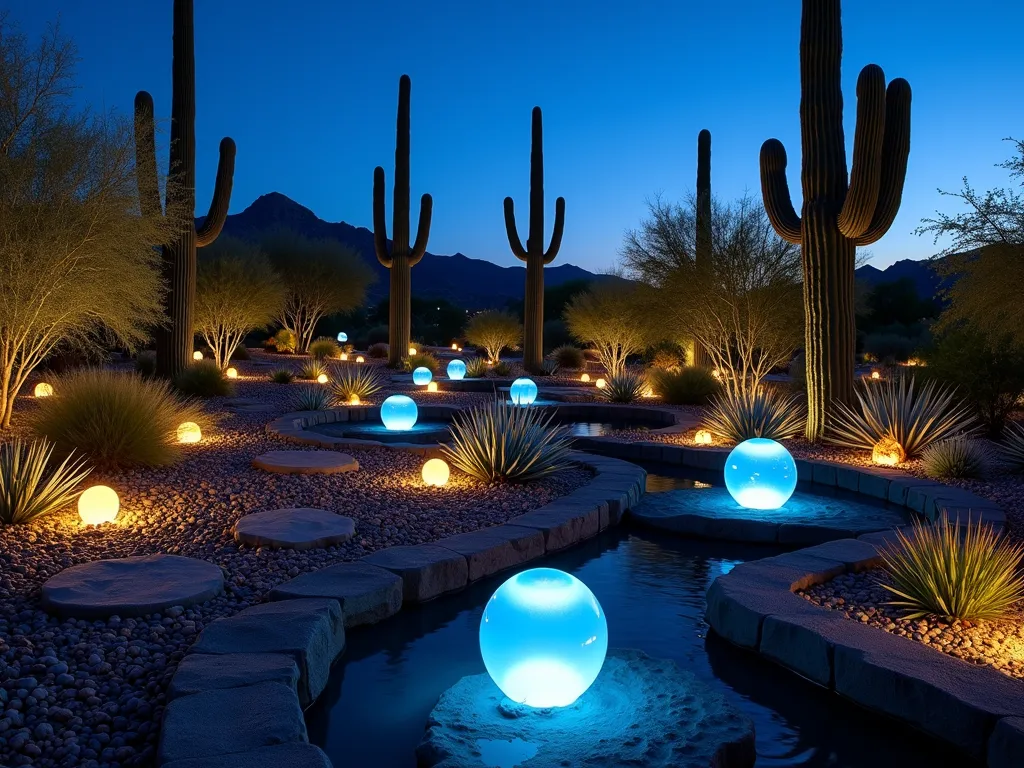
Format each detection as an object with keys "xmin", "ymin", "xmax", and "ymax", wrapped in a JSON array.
[
  {"xmin": 479, "ymin": 568, "xmax": 608, "ymax": 708},
  {"xmin": 336, "ymin": 332, "xmax": 348, "ymax": 343},
  {"xmin": 446, "ymin": 359, "xmax": 466, "ymax": 380},
  {"xmin": 412, "ymin": 367, "xmax": 432, "ymax": 386},
  {"xmin": 509, "ymin": 377, "xmax": 538, "ymax": 406},
  {"xmin": 380, "ymin": 394, "xmax": 418, "ymax": 431},
  {"xmin": 724, "ymin": 437, "xmax": 797, "ymax": 510}
]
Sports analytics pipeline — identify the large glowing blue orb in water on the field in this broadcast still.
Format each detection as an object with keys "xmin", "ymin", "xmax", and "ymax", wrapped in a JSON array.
[
  {"xmin": 509, "ymin": 377, "xmax": 538, "ymax": 406},
  {"xmin": 724, "ymin": 437, "xmax": 797, "ymax": 510},
  {"xmin": 380, "ymin": 394, "xmax": 418, "ymax": 431},
  {"xmin": 446, "ymin": 359, "xmax": 466, "ymax": 380},
  {"xmin": 412, "ymin": 366, "xmax": 433, "ymax": 386},
  {"xmin": 479, "ymin": 568, "xmax": 608, "ymax": 708},
  {"xmin": 336, "ymin": 331, "xmax": 348, "ymax": 343}
]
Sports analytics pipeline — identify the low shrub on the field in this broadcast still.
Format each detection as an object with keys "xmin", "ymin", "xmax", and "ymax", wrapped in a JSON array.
[
  {"xmin": 32, "ymin": 369, "xmax": 209, "ymax": 469},
  {"xmin": 647, "ymin": 366, "xmax": 720, "ymax": 405},
  {"xmin": 465, "ymin": 358, "xmax": 488, "ymax": 378},
  {"xmin": 704, "ymin": 387, "xmax": 805, "ymax": 442},
  {"xmin": 550, "ymin": 345, "xmax": 585, "ymax": 370},
  {"xmin": 598, "ymin": 371, "xmax": 647, "ymax": 403},
  {"xmin": 406, "ymin": 352, "xmax": 440, "ymax": 373},
  {"xmin": 270, "ymin": 368, "xmax": 295, "ymax": 384},
  {"xmin": 921, "ymin": 438, "xmax": 989, "ymax": 479},
  {"xmin": 493, "ymin": 361, "xmax": 513, "ymax": 377},
  {"xmin": 0, "ymin": 439, "xmax": 92, "ymax": 525},
  {"xmin": 175, "ymin": 360, "xmax": 234, "ymax": 398},
  {"xmin": 270, "ymin": 328, "xmax": 297, "ymax": 353},
  {"xmin": 230, "ymin": 345, "xmax": 251, "ymax": 361},
  {"xmin": 535, "ymin": 359, "xmax": 560, "ymax": 377},
  {"xmin": 290, "ymin": 386, "xmax": 332, "ymax": 412},
  {"xmin": 879, "ymin": 517, "xmax": 1024, "ymax": 621},
  {"xmin": 299, "ymin": 358, "xmax": 329, "ymax": 381},
  {"xmin": 135, "ymin": 351, "xmax": 157, "ymax": 378},
  {"xmin": 329, "ymin": 364, "xmax": 384, "ymax": 403},
  {"xmin": 309, "ymin": 337, "xmax": 342, "ymax": 360},
  {"xmin": 367, "ymin": 342, "xmax": 389, "ymax": 359}
]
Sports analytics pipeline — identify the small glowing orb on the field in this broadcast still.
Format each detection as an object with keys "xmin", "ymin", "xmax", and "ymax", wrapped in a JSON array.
[
  {"xmin": 412, "ymin": 367, "xmax": 433, "ymax": 386},
  {"xmin": 870, "ymin": 370, "xmax": 881, "ymax": 380},
  {"xmin": 193, "ymin": 351, "xmax": 204, "ymax": 361},
  {"xmin": 580, "ymin": 373, "xmax": 591, "ymax": 383},
  {"xmin": 340, "ymin": 353, "xmax": 349, "ymax": 361},
  {"xmin": 510, "ymin": 377, "xmax": 538, "ymax": 406},
  {"xmin": 225, "ymin": 367, "xmax": 238, "ymax": 379},
  {"xmin": 480, "ymin": 568, "xmax": 608, "ymax": 708},
  {"xmin": 422, "ymin": 458, "xmax": 450, "ymax": 486},
  {"xmin": 724, "ymin": 438, "xmax": 797, "ymax": 510},
  {"xmin": 316, "ymin": 373, "xmax": 329, "ymax": 384},
  {"xmin": 381, "ymin": 394, "xmax": 418, "ymax": 431},
  {"xmin": 409, "ymin": 346, "xmax": 418, "ymax": 356},
  {"xmin": 451, "ymin": 343, "xmax": 458, "ymax": 350},
  {"xmin": 34, "ymin": 383, "xmax": 54, "ymax": 398},
  {"xmin": 356, "ymin": 355, "xmax": 365, "ymax": 363},
  {"xmin": 712, "ymin": 368, "xmax": 721, "ymax": 379},
  {"xmin": 447, "ymin": 359, "xmax": 467, "ymax": 380},
  {"xmin": 176, "ymin": 421, "xmax": 202, "ymax": 444},
  {"xmin": 78, "ymin": 485, "xmax": 120, "ymax": 526},
  {"xmin": 458, "ymin": 346, "xmax": 463, "ymax": 352},
  {"xmin": 427, "ymin": 381, "xmax": 438, "ymax": 392},
  {"xmin": 348, "ymin": 394, "xmax": 361, "ymax": 406},
  {"xmin": 694, "ymin": 429, "xmax": 713, "ymax": 445},
  {"xmin": 642, "ymin": 386, "xmax": 655, "ymax": 398},
  {"xmin": 872, "ymin": 436, "xmax": 905, "ymax": 466},
  {"xmin": 337, "ymin": 332, "xmax": 348, "ymax": 343},
  {"xmin": 595, "ymin": 378, "xmax": 606, "ymax": 389}
]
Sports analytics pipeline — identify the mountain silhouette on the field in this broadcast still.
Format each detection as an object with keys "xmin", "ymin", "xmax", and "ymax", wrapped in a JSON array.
[{"xmin": 855, "ymin": 257, "xmax": 945, "ymax": 299}]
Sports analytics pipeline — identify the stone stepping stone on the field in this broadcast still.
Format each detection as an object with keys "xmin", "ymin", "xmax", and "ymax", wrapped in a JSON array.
[
  {"xmin": 270, "ymin": 561, "xmax": 403, "ymax": 628},
  {"xmin": 233, "ymin": 508, "xmax": 355, "ymax": 550},
  {"xmin": 251, "ymin": 450, "xmax": 358, "ymax": 475},
  {"xmin": 41, "ymin": 554, "xmax": 224, "ymax": 619}
]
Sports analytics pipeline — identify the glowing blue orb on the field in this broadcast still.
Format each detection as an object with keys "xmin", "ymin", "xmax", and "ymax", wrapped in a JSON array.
[
  {"xmin": 724, "ymin": 437, "xmax": 797, "ymax": 510},
  {"xmin": 447, "ymin": 359, "xmax": 466, "ymax": 380},
  {"xmin": 336, "ymin": 332, "xmax": 348, "ymax": 343},
  {"xmin": 412, "ymin": 367, "xmax": 433, "ymax": 386},
  {"xmin": 509, "ymin": 377, "xmax": 538, "ymax": 406},
  {"xmin": 380, "ymin": 394, "xmax": 418, "ymax": 431},
  {"xmin": 479, "ymin": 568, "xmax": 608, "ymax": 708}
]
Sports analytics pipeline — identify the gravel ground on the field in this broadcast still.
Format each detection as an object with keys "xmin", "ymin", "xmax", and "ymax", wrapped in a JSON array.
[{"xmin": 0, "ymin": 352, "xmax": 591, "ymax": 768}]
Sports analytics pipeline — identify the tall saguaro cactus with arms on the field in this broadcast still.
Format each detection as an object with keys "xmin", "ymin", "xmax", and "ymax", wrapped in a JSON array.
[
  {"xmin": 134, "ymin": 0, "xmax": 236, "ymax": 380},
  {"xmin": 693, "ymin": 129, "xmax": 712, "ymax": 369},
  {"xmin": 759, "ymin": 0, "xmax": 911, "ymax": 440},
  {"xmin": 504, "ymin": 107, "xmax": 565, "ymax": 374},
  {"xmin": 374, "ymin": 74, "xmax": 433, "ymax": 368}
]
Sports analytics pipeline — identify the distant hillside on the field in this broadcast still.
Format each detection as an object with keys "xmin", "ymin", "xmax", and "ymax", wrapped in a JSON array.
[
  {"xmin": 855, "ymin": 257, "xmax": 947, "ymax": 299},
  {"xmin": 209, "ymin": 193, "xmax": 625, "ymax": 309}
]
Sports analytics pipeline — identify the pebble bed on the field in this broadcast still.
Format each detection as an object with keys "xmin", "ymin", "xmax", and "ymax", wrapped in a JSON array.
[{"xmin": 0, "ymin": 352, "xmax": 591, "ymax": 768}]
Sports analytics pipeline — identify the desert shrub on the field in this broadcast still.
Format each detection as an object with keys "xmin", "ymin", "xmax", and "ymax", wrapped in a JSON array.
[
  {"xmin": 464, "ymin": 311, "xmax": 521, "ymax": 362},
  {"xmin": 33, "ymin": 369, "xmax": 208, "ymax": 469},
  {"xmin": 405, "ymin": 352, "xmax": 439, "ymax": 373},
  {"xmin": 308, "ymin": 337, "xmax": 342, "ymax": 360},
  {"xmin": 551, "ymin": 345, "xmax": 585, "ymax": 370},
  {"xmin": 598, "ymin": 371, "xmax": 647, "ymax": 403},
  {"xmin": 999, "ymin": 421, "xmax": 1024, "ymax": 471},
  {"xmin": 564, "ymin": 283, "xmax": 649, "ymax": 378},
  {"xmin": 230, "ymin": 345, "xmax": 251, "ymax": 361},
  {"xmin": 465, "ymin": 358, "xmax": 488, "ymax": 378},
  {"xmin": 863, "ymin": 331, "xmax": 924, "ymax": 364},
  {"xmin": 329, "ymin": 365, "xmax": 384, "ymax": 403},
  {"xmin": 290, "ymin": 386, "xmax": 332, "ymax": 412},
  {"xmin": 828, "ymin": 376, "xmax": 977, "ymax": 459},
  {"xmin": 879, "ymin": 517, "xmax": 1024, "ymax": 621},
  {"xmin": 298, "ymin": 359, "xmax": 329, "ymax": 381},
  {"xmin": 175, "ymin": 361, "xmax": 234, "ymax": 398},
  {"xmin": 493, "ymin": 361, "xmax": 513, "ymax": 377},
  {"xmin": 921, "ymin": 438, "xmax": 989, "ymax": 479},
  {"xmin": 270, "ymin": 368, "xmax": 295, "ymax": 384},
  {"xmin": 704, "ymin": 387, "xmax": 805, "ymax": 443},
  {"xmin": 647, "ymin": 366, "xmax": 720, "ymax": 405},
  {"xmin": 535, "ymin": 359, "xmax": 560, "ymax": 377},
  {"xmin": 368, "ymin": 342, "xmax": 389, "ymax": 359},
  {"xmin": 269, "ymin": 328, "xmax": 297, "ymax": 354},
  {"xmin": 135, "ymin": 351, "xmax": 157, "ymax": 378},
  {"xmin": 0, "ymin": 439, "xmax": 92, "ymax": 525},
  {"xmin": 443, "ymin": 399, "xmax": 573, "ymax": 483}
]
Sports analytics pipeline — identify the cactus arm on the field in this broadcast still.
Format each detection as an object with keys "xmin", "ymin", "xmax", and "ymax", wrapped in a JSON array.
[
  {"xmin": 409, "ymin": 193, "xmax": 433, "ymax": 265},
  {"xmin": 759, "ymin": 139, "xmax": 802, "ymax": 244},
  {"xmin": 133, "ymin": 91, "xmax": 163, "ymax": 218},
  {"xmin": 838, "ymin": 65, "xmax": 886, "ymax": 239},
  {"xmin": 373, "ymin": 166, "xmax": 392, "ymax": 267},
  {"xmin": 543, "ymin": 196, "xmax": 565, "ymax": 264},
  {"xmin": 853, "ymin": 78, "xmax": 912, "ymax": 246},
  {"xmin": 503, "ymin": 197, "xmax": 529, "ymax": 261},
  {"xmin": 195, "ymin": 137, "xmax": 236, "ymax": 247}
]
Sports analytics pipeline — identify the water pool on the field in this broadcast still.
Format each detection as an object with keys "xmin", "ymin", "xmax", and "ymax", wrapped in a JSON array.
[
  {"xmin": 305, "ymin": 529, "xmax": 971, "ymax": 767},
  {"xmin": 310, "ymin": 417, "xmax": 648, "ymax": 442}
]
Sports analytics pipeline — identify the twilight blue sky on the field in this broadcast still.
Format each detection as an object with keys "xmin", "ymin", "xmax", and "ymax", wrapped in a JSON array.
[{"xmin": 13, "ymin": 0, "xmax": 1024, "ymax": 271}]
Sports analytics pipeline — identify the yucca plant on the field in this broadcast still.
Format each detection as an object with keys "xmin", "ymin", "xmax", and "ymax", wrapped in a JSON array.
[
  {"xmin": 465, "ymin": 357, "xmax": 488, "ymax": 378},
  {"xmin": 879, "ymin": 517, "xmax": 1024, "ymax": 621},
  {"xmin": 598, "ymin": 371, "xmax": 647, "ymax": 403},
  {"xmin": 0, "ymin": 440, "xmax": 92, "ymax": 525},
  {"xmin": 442, "ymin": 399, "xmax": 574, "ymax": 483},
  {"xmin": 998, "ymin": 420, "xmax": 1024, "ymax": 472},
  {"xmin": 647, "ymin": 366, "xmax": 720, "ymax": 405},
  {"xmin": 270, "ymin": 368, "xmax": 295, "ymax": 384},
  {"xmin": 290, "ymin": 385, "xmax": 333, "ymax": 412},
  {"xmin": 704, "ymin": 387, "xmax": 805, "ymax": 443},
  {"xmin": 299, "ymin": 358, "xmax": 329, "ymax": 381},
  {"xmin": 308, "ymin": 337, "xmax": 341, "ymax": 360},
  {"xmin": 174, "ymin": 360, "xmax": 234, "ymax": 397},
  {"xmin": 828, "ymin": 376, "xmax": 977, "ymax": 459},
  {"xmin": 921, "ymin": 438, "xmax": 989, "ymax": 479},
  {"xmin": 329, "ymin": 364, "xmax": 384, "ymax": 404}
]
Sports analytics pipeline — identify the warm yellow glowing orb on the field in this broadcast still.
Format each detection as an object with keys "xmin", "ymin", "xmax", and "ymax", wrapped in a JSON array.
[
  {"xmin": 694, "ymin": 429, "xmax": 713, "ymax": 445},
  {"xmin": 356, "ymin": 355, "xmax": 365, "ymax": 363},
  {"xmin": 409, "ymin": 346, "xmax": 418, "ymax": 356},
  {"xmin": 193, "ymin": 351, "xmax": 204, "ymax": 361},
  {"xmin": 457, "ymin": 347, "xmax": 463, "ymax": 352},
  {"xmin": 34, "ymin": 382, "xmax": 54, "ymax": 398},
  {"xmin": 451, "ymin": 343, "xmax": 458, "ymax": 350},
  {"xmin": 226, "ymin": 367, "xmax": 238, "ymax": 379},
  {"xmin": 422, "ymin": 458, "xmax": 450, "ymax": 487},
  {"xmin": 580, "ymin": 373, "xmax": 590, "ymax": 383},
  {"xmin": 176, "ymin": 421, "xmax": 202, "ymax": 444},
  {"xmin": 340, "ymin": 353, "xmax": 349, "ymax": 361},
  {"xmin": 712, "ymin": 369, "xmax": 722, "ymax": 379},
  {"xmin": 642, "ymin": 386, "xmax": 655, "ymax": 398},
  {"xmin": 870, "ymin": 370, "xmax": 881, "ymax": 380},
  {"xmin": 316, "ymin": 373, "xmax": 329, "ymax": 384},
  {"xmin": 872, "ymin": 437, "xmax": 905, "ymax": 466},
  {"xmin": 78, "ymin": 485, "xmax": 120, "ymax": 526},
  {"xmin": 427, "ymin": 381, "xmax": 438, "ymax": 392},
  {"xmin": 595, "ymin": 378, "xmax": 607, "ymax": 389},
  {"xmin": 348, "ymin": 394, "xmax": 361, "ymax": 405}
]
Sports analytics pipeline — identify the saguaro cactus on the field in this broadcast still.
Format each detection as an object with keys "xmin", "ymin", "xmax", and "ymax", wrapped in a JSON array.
[
  {"xmin": 374, "ymin": 75, "xmax": 433, "ymax": 368},
  {"xmin": 134, "ymin": 0, "xmax": 235, "ymax": 380},
  {"xmin": 759, "ymin": 0, "xmax": 911, "ymax": 440},
  {"xmin": 693, "ymin": 129, "xmax": 712, "ymax": 369},
  {"xmin": 504, "ymin": 107, "xmax": 565, "ymax": 374}
]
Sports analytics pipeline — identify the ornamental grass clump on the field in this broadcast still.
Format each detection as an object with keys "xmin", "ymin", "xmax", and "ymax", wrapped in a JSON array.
[
  {"xmin": 878, "ymin": 517, "xmax": 1024, "ymax": 621},
  {"xmin": 464, "ymin": 358, "xmax": 488, "ymax": 379},
  {"xmin": 174, "ymin": 360, "xmax": 234, "ymax": 397},
  {"xmin": 598, "ymin": 371, "xmax": 647, "ymax": 403},
  {"xmin": 308, "ymin": 337, "xmax": 342, "ymax": 360},
  {"xmin": 828, "ymin": 376, "xmax": 977, "ymax": 459},
  {"xmin": 443, "ymin": 399, "xmax": 573, "ymax": 483},
  {"xmin": 290, "ymin": 386, "xmax": 332, "ymax": 412},
  {"xmin": 405, "ymin": 352, "xmax": 439, "ymax": 373},
  {"xmin": 298, "ymin": 358, "xmax": 329, "ymax": 381},
  {"xmin": 551, "ymin": 345, "xmax": 585, "ymax": 370},
  {"xmin": 329, "ymin": 365, "xmax": 384, "ymax": 404},
  {"xmin": 0, "ymin": 440, "xmax": 92, "ymax": 525},
  {"xmin": 704, "ymin": 387, "xmax": 804, "ymax": 443},
  {"xmin": 921, "ymin": 438, "xmax": 989, "ymax": 479},
  {"xmin": 647, "ymin": 366, "xmax": 720, "ymax": 405},
  {"xmin": 32, "ymin": 369, "xmax": 209, "ymax": 470},
  {"xmin": 270, "ymin": 368, "xmax": 295, "ymax": 384}
]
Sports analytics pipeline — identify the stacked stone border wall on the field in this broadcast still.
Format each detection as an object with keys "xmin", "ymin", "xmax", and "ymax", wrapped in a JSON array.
[{"xmin": 705, "ymin": 535, "xmax": 1024, "ymax": 767}]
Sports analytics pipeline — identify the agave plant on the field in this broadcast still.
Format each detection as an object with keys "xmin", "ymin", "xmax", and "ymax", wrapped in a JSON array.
[
  {"xmin": 298, "ymin": 358, "xmax": 329, "ymax": 381},
  {"xmin": 290, "ymin": 385, "xmax": 333, "ymax": 412},
  {"xmin": 329, "ymin": 364, "xmax": 384, "ymax": 404},
  {"xmin": 828, "ymin": 376, "xmax": 977, "ymax": 459},
  {"xmin": 879, "ymin": 517, "xmax": 1024, "ymax": 621},
  {"xmin": 703, "ymin": 387, "xmax": 805, "ymax": 443},
  {"xmin": 464, "ymin": 358, "xmax": 488, "ymax": 379},
  {"xmin": 598, "ymin": 371, "xmax": 647, "ymax": 403},
  {"xmin": 0, "ymin": 440, "xmax": 92, "ymax": 525},
  {"xmin": 998, "ymin": 420, "xmax": 1024, "ymax": 472},
  {"xmin": 270, "ymin": 368, "xmax": 295, "ymax": 384},
  {"xmin": 442, "ymin": 399, "xmax": 574, "ymax": 483},
  {"xmin": 921, "ymin": 437, "xmax": 989, "ymax": 479}
]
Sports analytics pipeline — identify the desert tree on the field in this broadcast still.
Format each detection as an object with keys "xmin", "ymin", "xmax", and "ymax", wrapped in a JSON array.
[
  {"xmin": 563, "ymin": 281, "xmax": 650, "ymax": 378},
  {"xmin": 0, "ymin": 17, "xmax": 174, "ymax": 428},
  {"xmin": 194, "ymin": 236, "xmax": 283, "ymax": 368},
  {"xmin": 464, "ymin": 311, "xmax": 521, "ymax": 363},
  {"xmin": 262, "ymin": 230, "xmax": 374, "ymax": 353}
]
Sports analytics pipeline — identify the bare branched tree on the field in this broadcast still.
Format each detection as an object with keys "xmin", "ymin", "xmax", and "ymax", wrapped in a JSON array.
[
  {"xmin": 464, "ymin": 311, "xmax": 521, "ymax": 362},
  {"xmin": 563, "ymin": 282, "xmax": 651, "ymax": 378}
]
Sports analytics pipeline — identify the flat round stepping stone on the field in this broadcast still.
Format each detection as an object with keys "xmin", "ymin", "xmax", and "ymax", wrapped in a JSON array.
[
  {"xmin": 41, "ymin": 554, "xmax": 224, "ymax": 619},
  {"xmin": 233, "ymin": 508, "xmax": 355, "ymax": 550},
  {"xmin": 251, "ymin": 450, "xmax": 358, "ymax": 475}
]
